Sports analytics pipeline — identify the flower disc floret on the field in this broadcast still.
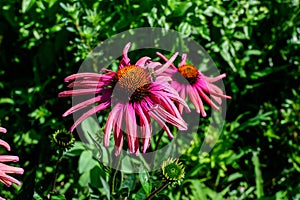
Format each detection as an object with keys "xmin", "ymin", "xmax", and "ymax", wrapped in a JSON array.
[{"xmin": 115, "ymin": 65, "xmax": 151, "ymax": 103}]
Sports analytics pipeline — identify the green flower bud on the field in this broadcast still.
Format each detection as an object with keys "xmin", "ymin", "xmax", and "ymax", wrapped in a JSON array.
[
  {"xmin": 161, "ymin": 158, "xmax": 185, "ymax": 185},
  {"xmin": 52, "ymin": 129, "xmax": 75, "ymax": 150}
]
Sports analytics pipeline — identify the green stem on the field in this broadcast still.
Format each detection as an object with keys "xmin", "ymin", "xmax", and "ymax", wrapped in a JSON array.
[
  {"xmin": 155, "ymin": 131, "xmax": 164, "ymax": 152},
  {"xmin": 51, "ymin": 150, "xmax": 64, "ymax": 196},
  {"xmin": 145, "ymin": 182, "xmax": 169, "ymax": 200},
  {"xmin": 111, "ymin": 154, "xmax": 121, "ymax": 198},
  {"xmin": 150, "ymin": 131, "xmax": 166, "ymax": 177}
]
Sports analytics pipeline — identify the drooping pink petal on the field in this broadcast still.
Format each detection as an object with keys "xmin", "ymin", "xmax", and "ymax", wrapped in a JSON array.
[
  {"xmin": 0, "ymin": 140, "xmax": 10, "ymax": 151},
  {"xmin": 70, "ymin": 101, "xmax": 111, "ymax": 132},
  {"xmin": 58, "ymin": 88, "xmax": 104, "ymax": 97},
  {"xmin": 203, "ymin": 73, "xmax": 227, "ymax": 83},
  {"xmin": 178, "ymin": 86, "xmax": 187, "ymax": 114},
  {"xmin": 0, "ymin": 170, "xmax": 22, "ymax": 187},
  {"xmin": 0, "ymin": 128, "xmax": 24, "ymax": 190},
  {"xmin": 113, "ymin": 105, "xmax": 125, "ymax": 156},
  {"xmin": 196, "ymin": 85, "xmax": 220, "ymax": 111},
  {"xmin": 0, "ymin": 156, "xmax": 19, "ymax": 163},
  {"xmin": 104, "ymin": 103, "xmax": 123, "ymax": 147},
  {"xmin": 148, "ymin": 108, "xmax": 174, "ymax": 139},
  {"xmin": 0, "ymin": 128, "xmax": 7, "ymax": 133},
  {"xmin": 125, "ymin": 103, "xmax": 137, "ymax": 154},
  {"xmin": 187, "ymin": 85, "xmax": 207, "ymax": 117},
  {"xmin": 151, "ymin": 104, "xmax": 187, "ymax": 131},
  {"xmin": 135, "ymin": 103, "xmax": 151, "ymax": 153},
  {"xmin": 62, "ymin": 91, "xmax": 112, "ymax": 117},
  {"xmin": 64, "ymin": 73, "xmax": 103, "ymax": 82},
  {"xmin": 0, "ymin": 163, "xmax": 24, "ymax": 175}
]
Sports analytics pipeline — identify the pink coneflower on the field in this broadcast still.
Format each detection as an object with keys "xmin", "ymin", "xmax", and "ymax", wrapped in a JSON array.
[
  {"xmin": 0, "ymin": 127, "xmax": 24, "ymax": 200},
  {"xmin": 59, "ymin": 43, "xmax": 189, "ymax": 155},
  {"xmin": 156, "ymin": 52, "xmax": 231, "ymax": 117}
]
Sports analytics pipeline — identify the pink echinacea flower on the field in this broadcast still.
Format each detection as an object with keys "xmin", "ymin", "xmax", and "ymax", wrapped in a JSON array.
[
  {"xmin": 0, "ymin": 127, "xmax": 24, "ymax": 200},
  {"xmin": 156, "ymin": 52, "xmax": 231, "ymax": 117},
  {"xmin": 59, "ymin": 43, "xmax": 189, "ymax": 155}
]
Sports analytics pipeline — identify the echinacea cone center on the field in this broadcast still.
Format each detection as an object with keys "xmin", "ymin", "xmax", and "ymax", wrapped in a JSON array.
[
  {"xmin": 116, "ymin": 65, "xmax": 150, "ymax": 102},
  {"xmin": 177, "ymin": 64, "xmax": 199, "ymax": 84}
]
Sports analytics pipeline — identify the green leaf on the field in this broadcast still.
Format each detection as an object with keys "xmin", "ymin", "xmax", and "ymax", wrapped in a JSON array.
[
  {"xmin": 100, "ymin": 177, "xmax": 110, "ymax": 200},
  {"xmin": 172, "ymin": 2, "xmax": 193, "ymax": 17},
  {"xmin": 227, "ymin": 172, "xmax": 243, "ymax": 182},
  {"xmin": 81, "ymin": 116, "xmax": 101, "ymax": 145},
  {"xmin": 120, "ymin": 174, "xmax": 137, "ymax": 191},
  {"xmin": 66, "ymin": 141, "xmax": 86, "ymax": 157},
  {"xmin": 51, "ymin": 194, "xmax": 66, "ymax": 200},
  {"xmin": 139, "ymin": 167, "xmax": 152, "ymax": 195},
  {"xmin": 178, "ymin": 22, "xmax": 192, "ymax": 37},
  {"xmin": 252, "ymin": 152, "xmax": 264, "ymax": 198},
  {"xmin": 79, "ymin": 170, "xmax": 90, "ymax": 187},
  {"xmin": 135, "ymin": 188, "xmax": 147, "ymax": 200},
  {"xmin": 0, "ymin": 98, "xmax": 14, "ymax": 104},
  {"xmin": 22, "ymin": 0, "xmax": 36, "ymax": 13},
  {"xmin": 78, "ymin": 150, "xmax": 97, "ymax": 173}
]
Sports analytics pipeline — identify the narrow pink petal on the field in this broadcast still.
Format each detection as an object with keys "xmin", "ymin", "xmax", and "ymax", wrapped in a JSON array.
[
  {"xmin": 0, "ymin": 170, "xmax": 22, "ymax": 187},
  {"xmin": 196, "ymin": 86, "xmax": 220, "ymax": 111},
  {"xmin": 153, "ymin": 104, "xmax": 187, "ymax": 130},
  {"xmin": 153, "ymin": 87, "xmax": 190, "ymax": 113},
  {"xmin": 135, "ymin": 103, "xmax": 151, "ymax": 153},
  {"xmin": 114, "ymin": 106, "xmax": 125, "ymax": 156},
  {"xmin": 0, "ymin": 140, "xmax": 10, "ymax": 151},
  {"xmin": 187, "ymin": 85, "xmax": 207, "ymax": 117},
  {"xmin": 207, "ymin": 83, "xmax": 232, "ymax": 100},
  {"xmin": 114, "ymin": 131, "xmax": 123, "ymax": 156},
  {"xmin": 0, "ymin": 156, "xmax": 19, "ymax": 162},
  {"xmin": 62, "ymin": 92, "xmax": 111, "ymax": 117},
  {"xmin": 202, "ymin": 73, "xmax": 227, "ymax": 83},
  {"xmin": 104, "ymin": 103, "xmax": 122, "ymax": 147},
  {"xmin": 67, "ymin": 80, "xmax": 111, "ymax": 88},
  {"xmin": 192, "ymin": 86, "xmax": 207, "ymax": 116},
  {"xmin": 156, "ymin": 52, "xmax": 177, "ymax": 69},
  {"xmin": 145, "ymin": 61, "xmax": 162, "ymax": 69},
  {"xmin": 204, "ymin": 86, "xmax": 232, "ymax": 100},
  {"xmin": 148, "ymin": 108, "xmax": 174, "ymax": 139},
  {"xmin": 58, "ymin": 88, "xmax": 104, "ymax": 97},
  {"xmin": 0, "ymin": 127, "xmax": 7, "ymax": 133},
  {"xmin": 155, "ymin": 52, "xmax": 179, "ymax": 75},
  {"xmin": 125, "ymin": 103, "xmax": 137, "ymax": 153},
  {"xmin": 178, "ymin": 87, "xmax": 186, "ymax": 114},
  {"xmin": 135, "ymin": 56, "xmax": 151, "ymax": 68},
  {"xmin": 0, "ymin": 163, "xmax": 24, "ymax": 174},
  {"xmin": 180, "ymin": 53, "xmax": 187, "ymax": 66},
  {"xmin": 64, "ymin": 73, "xmax": 103, "ymax": 82},
  {"xmin": 119, "ymin": 42, "xmax": 131, "ymax": 69},
  {"xmin": 155, "ymin": 75, "xmax": 172, "ymax": 83},
  {"xmin": 70, "ymin": 101, "xmax": 111, "ymax": 132}
]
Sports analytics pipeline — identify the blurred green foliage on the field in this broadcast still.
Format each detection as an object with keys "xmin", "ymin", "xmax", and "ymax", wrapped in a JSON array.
[{"xmin": 0, "ymin": 0, "xmax": 299, "ymax": 199}]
